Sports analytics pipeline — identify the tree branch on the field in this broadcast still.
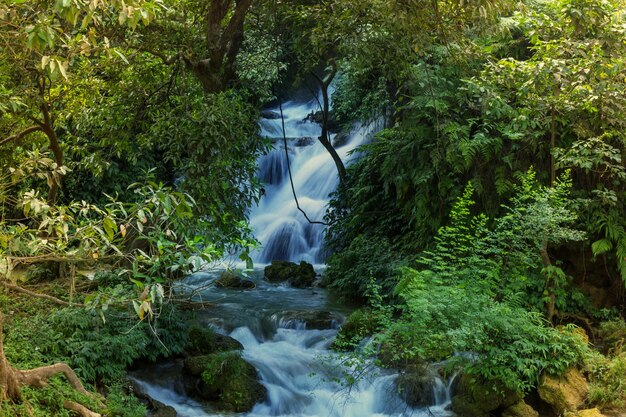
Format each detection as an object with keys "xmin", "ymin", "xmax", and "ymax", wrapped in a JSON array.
[
  {"xmin": 0, "ymin": 125, "xmax": 43, "ymax": 147},
  {"xmin": 0, "ymin": 280, "xmax": 83, "ymax": 307}
]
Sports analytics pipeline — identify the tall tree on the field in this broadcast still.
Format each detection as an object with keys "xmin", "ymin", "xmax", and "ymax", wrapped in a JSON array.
[{"xmin": 0, "ymin": 0, "xmax": 161, "ymax": 202}]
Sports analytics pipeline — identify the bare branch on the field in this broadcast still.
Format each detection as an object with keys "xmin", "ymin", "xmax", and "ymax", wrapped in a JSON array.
[{"xmin": 0, "ymin": 125, "xmax": 43, "ymax": 147}]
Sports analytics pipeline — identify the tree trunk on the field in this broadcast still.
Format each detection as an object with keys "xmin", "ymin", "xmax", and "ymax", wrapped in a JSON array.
[
  {"xmin": 539, "ymin": 241, "xmax": 556, "ymax": 322},
  {"xmin": 550, "ymin": 104, "xmax": 556, "ymax": 187},
  {"xmin": 40, "ymin": 103, "xmax": 63, "ymax": 203},
  {"xmin": 184, "ymin": 0, "xmax": 253, "ymax": 93},
  {"xmin": 312, "ymin": 69, "xmax": 347, "ymax": 184}
]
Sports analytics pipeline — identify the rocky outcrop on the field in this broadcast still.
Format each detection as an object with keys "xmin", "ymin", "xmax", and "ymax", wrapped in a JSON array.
[
  {"xmin": 215, "ymin": 271, "xmax": 255, "ymax": 289},
  {"xmin": 264, "ymin": 260, "xmax": 316, "ymax": 288},
  {"xmin": 538, "ymin": 368, "xmax": 588, "ymax": 415},
  {"xmin": 502, "ymin": 401, "xmax": 539, "ymax": 417}
]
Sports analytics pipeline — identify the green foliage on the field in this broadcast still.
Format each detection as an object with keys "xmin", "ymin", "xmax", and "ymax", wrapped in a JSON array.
[
  {"xmin": 322, "ymin": 235, "xmax": 403, "ymax": 302},
  {"xmin": 390, "ymin": 269, "xmax": 587, "ymax": 393},
  {"xmin": 200, "ymin": 351, "xmax": 260, "ymax": 412},
  {"xmin": 587, "ymin": 351, "xmax": 626, "ymax": 409},
  {"xmin": 104, "ymin": 383, "xmax": 148, "ymax": 417},
  {"xmin": 332, "ymin": 308, "xmax": 387, "ymax": 351},
  {"xmin": 4, "ymin": 304, "xmax": 187, "ymax": 386},
  {"xmin": 143, "ymin": 90, "xmax": 268, "ymax": 254}
]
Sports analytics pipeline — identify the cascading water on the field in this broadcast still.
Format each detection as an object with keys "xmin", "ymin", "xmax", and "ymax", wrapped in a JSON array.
[
  {"xmin": 131, "ymin": 272, "xmax": 456, "ymax": 417},
  {"xmin": 250, "ymin": 94, "xmax": 379, "ymax": 264},
  {"xmin": 130, "ymin": 93, "xmax": 456, "ymax": 417}
]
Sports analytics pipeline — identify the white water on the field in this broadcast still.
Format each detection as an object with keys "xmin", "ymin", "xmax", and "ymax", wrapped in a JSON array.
[
  {"xmin": 131, "ymin": 273, "xmax": 456, "ymax": 417},
  {"xmin": 130, "ymin": 94, "xmax": 456, "ymax": 416},
  {"xmin": 250, "ymin": 95, "xmax": 380, "ymax": 264}
]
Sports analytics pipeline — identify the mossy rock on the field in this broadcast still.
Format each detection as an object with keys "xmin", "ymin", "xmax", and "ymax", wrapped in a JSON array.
[
  {"xmin": 538, "ymin": 368, "xmax": 588, "ymax": 415},
  {"xmin": 264, "ymin": 261, "xmax": 316, "ymax": 288},
  {"xmin": 186, "ymin": 326, "xmax": 243, "ymax": 356},
  {"xmin": 215, "ymin": 271, "xmax": 255, "ymax": 289},
  {"xmin": 332, "ymin": 308, "xmax": 381, "ymax": 351},
  {"xmin": 200, "ymin": 351, "xmax": 267, "ymax": 412},
  {"xmin": 451, "ymin": 375, "xmax": 521, "ymax": 417},
  {"xmin": 502, "ymin": 401, "xmax": 539, "ymax": 417},
  {"xmin": 395, "ymin": 365, "xmax": 437, "ymax": 407}
]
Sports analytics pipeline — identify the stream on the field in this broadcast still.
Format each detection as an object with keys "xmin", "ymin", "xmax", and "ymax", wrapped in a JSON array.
[{"xmin": 130, "ymin": 93, "xmax": 456, "ymax": 417}]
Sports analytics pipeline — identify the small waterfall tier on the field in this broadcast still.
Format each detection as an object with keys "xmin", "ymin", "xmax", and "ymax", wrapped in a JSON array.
[{"xmin": 250, "ymin": 96, "xmax": 381, "ymax": 265}]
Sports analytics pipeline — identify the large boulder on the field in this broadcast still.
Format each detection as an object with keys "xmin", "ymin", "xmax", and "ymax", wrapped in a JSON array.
[
  {"xmin": 502, "ymin": 401, "xmax": 540, "ymax": 417},
  {"xmin": 276, "ymin": 310, "xmax": 343, "ymax": 330},
  {"xmin": 184, "ymin": 352, "xmax": 267, "ymax": 412},
  {"xmin": 394, "ymin": 365, "xmax": 437, "ymax": 407},
  {"xmin": 215, "ymin": 271, "xmax": 255, "ymax": 289},
  {"xmin": 186, "ymin": 326, "xmax": 243, "ymax": 356},
  {"xmin": 264, "ymin": 260, "xmax": 316, "ymax": 288},
  {"xmin": 538, "ymin": 368, "xmax": 588, "ymax": 415}
]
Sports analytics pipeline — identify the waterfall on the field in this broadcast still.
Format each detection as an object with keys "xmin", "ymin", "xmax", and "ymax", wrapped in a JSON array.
[
  {"xmin": 128, "ymin": 93, "xmax": 455, "ymax": 417},
  {"xmin": 250, "ymin": 94, "xmax": 381, "ymax": 265}
]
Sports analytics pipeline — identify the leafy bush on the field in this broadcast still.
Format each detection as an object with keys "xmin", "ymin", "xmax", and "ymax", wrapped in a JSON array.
[
  {"xmin": 587, "ymin": 351, "xmax": 626, "ymax": 409},
  {"xmin": 104, "ymin": 383, "xmax": 147, "ymax": 417},
  {"xmin": 322, "ymin": 235, "xmax": 403, "ymax": 302},
  {"xmin": 387, "ymin": 270, "xmax": 587, "ymax": 393},
  {"xmin": 332, "ymin": 308, "xmax": 386, "ymax": 351}
]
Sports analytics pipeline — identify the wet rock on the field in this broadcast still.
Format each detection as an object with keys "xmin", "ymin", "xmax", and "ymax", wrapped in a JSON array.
[
  {"xmin": 151, "ymin": 400, "xmax": 177, "ymax": 417},
  {"xmin": 332, "ymin": 131, "xmax": 350, "ymax": 147},
  {"xmin": 538, "ymin": 368, "xmax": 588, "ymax": 414},
  {"xmin": 260, "ymin": 110, "xmax": 281, "ymax": 119},
  {"xmin": 303, "ymin": 110, "xmax": 340, "ymax": 132},
  {"xmin": 184, "ymin": 352, "xmax": 267, "ymax": 412},
  {"xmin": 215, "ymin": 270, "xmax": 255, "ymax": 289},
  {"xmin": 502, "ymin": 401, "xmax": 540, "ymax": 417},
  {"xmin": 278, "ymin": 310, "xmax": 343, "ymax": 330},
  {"xmin": 395, "ymin": 365, "xmax": 437, "ymax": 407},
  {"xmin": 295, "ymin": 137, "xmax": 315, "ymax": 147},
  {"xmin": 264, "ymin": 260, "xmax": 316, "ymax": 288},
  {"xmin": 186, "ymin": 326, "xmax": 243, "ymax": 356}
]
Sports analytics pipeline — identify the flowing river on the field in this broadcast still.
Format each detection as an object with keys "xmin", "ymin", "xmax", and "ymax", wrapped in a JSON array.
[{"xmin": 131, "ymin": 93, "xmax": 455, "ymax": 417}]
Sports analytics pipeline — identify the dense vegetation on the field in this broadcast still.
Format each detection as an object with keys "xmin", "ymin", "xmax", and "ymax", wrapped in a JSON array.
[{"xmin": 1, "ymin": 0, "xmax": 625, "ymax": 415}]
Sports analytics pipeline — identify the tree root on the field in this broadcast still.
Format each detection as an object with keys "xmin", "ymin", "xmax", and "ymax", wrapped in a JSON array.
[
  {"xmin": 0, "ymin": 312, "xmax": 101, "ymax": 415},
  {"xmin": 63, "ymin": 400, "xmax": 101, "ymax": 417}
]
